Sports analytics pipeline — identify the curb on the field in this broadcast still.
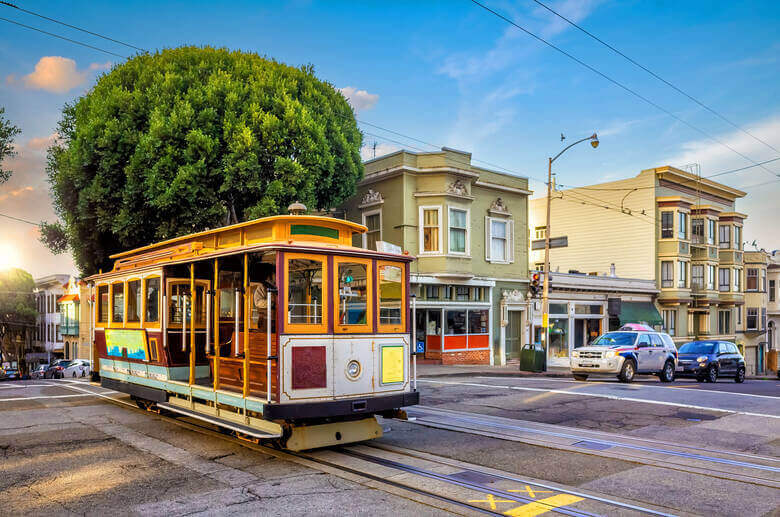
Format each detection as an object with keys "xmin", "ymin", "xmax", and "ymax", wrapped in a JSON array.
[{"xmin": 418, "ymin": 370, "xmax": 571, "ymax": 379}]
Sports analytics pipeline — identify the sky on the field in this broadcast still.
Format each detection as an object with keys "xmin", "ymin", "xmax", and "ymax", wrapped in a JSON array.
[{"xmin": 1, "ymin": 0, "xmax": 778, "ymax": 278}]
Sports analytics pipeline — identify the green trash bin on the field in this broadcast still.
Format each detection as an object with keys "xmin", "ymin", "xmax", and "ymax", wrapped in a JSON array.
[{"xmin": 520, "ymin": 343, "xmax": 546, "ymax": 372}]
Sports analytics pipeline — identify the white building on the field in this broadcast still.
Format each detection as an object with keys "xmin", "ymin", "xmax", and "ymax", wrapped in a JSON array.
[
  {"xmin": 767, "ymin": 250, "xmax": 779, "ymax": 374},
  {"xmin": 33, "ymin": 274, "xmax": 70, "ymax": 364}
]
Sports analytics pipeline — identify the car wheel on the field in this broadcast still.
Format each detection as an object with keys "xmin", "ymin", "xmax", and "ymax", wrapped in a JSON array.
[
  {"xmin": 735, "ymin": 367, "xmax": 745, "ymax": 383},
  {"xmin": 619, "ymin": 360, "xmax": 636, "ymax": 383},
  {"xmin": 706, "ymin": 364, "xmax": 718, "ymax": 383},
  {"xmin": 72, "ymin": 371, "xmax": 77, "ymax": 378},
  {"xmin": 573, "ymin": 374, "xmax": 588, "ymax": 381},
  {"xmin": 660, "ymin": 361, "xmax": 675, "ymax": 383},
  {"xmin": 696, "ymin": 376, "xmax": 705, "ymax": 382}
]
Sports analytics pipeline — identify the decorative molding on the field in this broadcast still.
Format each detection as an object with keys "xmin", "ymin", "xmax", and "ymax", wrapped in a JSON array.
[
  {"xmin": 488, "ymin": 197, "xmax": 510, "ymax": 215},
  {"xmin": 502, "ymin": 289, "xmax": 528, "ymax": 303},
  {"xmin": 447, "ymin": 179, "xmax": 469, "ymax": 197},
  {"xmin": 358, "ymin": 189, "xmax": 384, "ymax": 208}
]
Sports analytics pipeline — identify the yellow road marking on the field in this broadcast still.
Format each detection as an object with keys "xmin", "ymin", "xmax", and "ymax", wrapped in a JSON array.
[
  {"xmin": 509, "ymin": 485, "xmax": 553, "ymax": 498},
  {"xmin": 468, "ymin": 494, "xmax": 516, "ymax": 510},
  {"xmin": 504, "ymin": 494, "xmax": 584, "ymax": 516}
]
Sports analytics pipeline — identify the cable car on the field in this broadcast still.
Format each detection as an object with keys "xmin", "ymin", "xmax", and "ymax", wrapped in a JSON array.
[{"xmin": 88, "ymin": 205, "xmax": 418, "ymax": 450}]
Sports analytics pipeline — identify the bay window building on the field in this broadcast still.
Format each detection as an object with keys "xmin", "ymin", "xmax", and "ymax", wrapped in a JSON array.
[
  {"xmin": 741, "ymin": 251, "xmax": 770, "ymax": 375},
  {"xmin": 340, "ymin": 147, "xmax": 531, "ymax": 365}
]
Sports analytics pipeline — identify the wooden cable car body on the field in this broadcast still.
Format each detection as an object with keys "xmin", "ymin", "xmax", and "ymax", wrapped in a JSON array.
[{"xmin": 88, "ymin": 214, "xmax": 418, "ymax": 450}]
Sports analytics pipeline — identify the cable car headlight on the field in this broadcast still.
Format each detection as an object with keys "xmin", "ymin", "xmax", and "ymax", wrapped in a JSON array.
[{"xmin": 347, "ymin": 360, "xmax": 361, "ymax": 379}]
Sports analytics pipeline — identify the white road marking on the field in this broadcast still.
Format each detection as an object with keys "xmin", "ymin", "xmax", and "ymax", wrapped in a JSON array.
[
  {"xmin": 418, "ymin": 379, "xmax": 780, "ymax": 419},
  {"xmin": 474, "ymin": 376, "xmax": 780, "ymax": 400},
  {"xmin": 0, "ymin": 392, "xmax": 117, "ymax": 402}
]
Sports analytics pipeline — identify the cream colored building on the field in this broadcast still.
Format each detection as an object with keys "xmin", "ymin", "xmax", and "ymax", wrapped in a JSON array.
[
  {"xmin": 530, "ymin": 165, "xmax": 747, "ymax": 347},
  {"xmin": 768, "ymin": 251, "xmax": 779, "ymax": 374},
  {"xmin": 741, "ymin": 251, "xmax": 770, "ymax": 375}
]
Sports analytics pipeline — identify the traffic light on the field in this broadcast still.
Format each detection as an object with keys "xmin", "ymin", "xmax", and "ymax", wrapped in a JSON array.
[{"xmin": 530, "ymin": 271, "xmax": 541, "ymax": 297}]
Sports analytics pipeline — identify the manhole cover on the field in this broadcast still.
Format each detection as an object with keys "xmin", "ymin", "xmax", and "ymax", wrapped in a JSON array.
[
  {"xmin": 573, "ymin": 440, "xmax": 613, "ymax": 451},
  {"xmin": 450, "ymin": 470, "xmax": 501, "ymax": 484}
]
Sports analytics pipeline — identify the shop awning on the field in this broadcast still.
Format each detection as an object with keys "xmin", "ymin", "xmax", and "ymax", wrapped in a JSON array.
[
  {"xmin": 57, "ymin": 294, "xmax": 79, "ymax": 303},
  {"xmin": 619, "ymin": 301, "xmax": 663, "ymax": 327}
]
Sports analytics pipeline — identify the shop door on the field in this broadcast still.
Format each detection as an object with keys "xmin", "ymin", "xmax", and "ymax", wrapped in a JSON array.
[{"xmin": 506, "ymin": 310, "xmax": 523, "ymax": 361}]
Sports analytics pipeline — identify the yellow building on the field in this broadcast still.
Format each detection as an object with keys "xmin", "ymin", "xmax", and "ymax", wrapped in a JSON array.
[
  {"xmin": 742, "ymin": 251, "xmax": 769, "ymax": 375},
  {"xmin": 530, "ymin": 165, "xmax": 747, "ymax": 345},
  {"xmin": 58, "ymin": 276, "xmax": 92, "ymax": 360}
]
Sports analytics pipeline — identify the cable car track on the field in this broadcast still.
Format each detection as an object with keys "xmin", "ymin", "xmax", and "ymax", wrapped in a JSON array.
[{"xmin": 65, "ymin": 381, "xmax": 677, "ymax": 516}]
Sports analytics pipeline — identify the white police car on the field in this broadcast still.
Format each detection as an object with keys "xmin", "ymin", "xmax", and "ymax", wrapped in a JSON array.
[{"xmin": 570, "ymin": 324, "xmax": 678, "ymax": 383}]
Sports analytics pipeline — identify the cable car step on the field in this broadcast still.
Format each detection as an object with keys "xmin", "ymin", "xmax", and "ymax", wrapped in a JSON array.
[{"xmin": 157, "ymin": 402, "xmax": 282, "ymax": 439}]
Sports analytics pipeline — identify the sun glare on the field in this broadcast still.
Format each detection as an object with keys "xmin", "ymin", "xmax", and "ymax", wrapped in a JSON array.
[{"xmin": 0, "ymin": 242, "xmax": 22, "ymax": 271}]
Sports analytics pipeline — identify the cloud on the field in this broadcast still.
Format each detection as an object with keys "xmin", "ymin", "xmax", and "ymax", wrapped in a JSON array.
[
  {"xmin": 7, "ymin": 56, "xmax": 111, "ymax": 94},
  {"xmin": 26, "ymin": 133, "xmax": 60, "ymax": 152},
  {"xmin": 360, "ymin": 141, "xmax": 400, "ymax": 161},
  {"xmin": 339, "ymin": 86, "xmax": 379, "ymax": 112}
]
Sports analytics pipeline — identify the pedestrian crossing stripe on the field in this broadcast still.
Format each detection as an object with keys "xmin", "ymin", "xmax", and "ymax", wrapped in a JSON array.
[{"xmin": 503, "ymin": 494, "xmax": 584, "ymax": 516}]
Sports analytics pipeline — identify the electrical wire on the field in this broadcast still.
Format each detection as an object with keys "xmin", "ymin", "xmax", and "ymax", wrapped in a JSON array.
[
  {"xmin": 0, "ymin": 16, "xmax": 127, "ymax": 58},
  {"xmin": 530, "ymin": 0, "xmax": 780, "ymax": 157},
  {"xmin": 0, "ymin": 212, "xmax": 40, "ymax": 226},
  {"xmin": 468, "ymin": 0, "xmax": 779, "ymax": 179}
]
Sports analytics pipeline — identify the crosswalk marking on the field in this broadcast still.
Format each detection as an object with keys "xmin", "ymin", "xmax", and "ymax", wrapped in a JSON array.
[{"xmin": 504, "ymin": 494, "xmax": 583, "ymax": 516}]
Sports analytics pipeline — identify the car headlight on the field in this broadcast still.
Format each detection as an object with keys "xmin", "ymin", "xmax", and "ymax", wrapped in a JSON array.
[
  {"xmin": 571, "ymin": 350, "xmax": 579, "ymax": 357},
  {"xmin": 697, "ymin": 356, "xmax": 707, "ymax": 362},
  {"xmin": 346, "ymin": 360, "xmax": 361, "ymax": 379},
  {"xmin": 605, "ymin": 350, "xmax": 617, "ymax": 359}
]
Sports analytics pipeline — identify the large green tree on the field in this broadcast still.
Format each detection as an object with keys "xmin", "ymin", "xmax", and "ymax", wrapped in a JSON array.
[
  {"xmin": 0, "ymin": 268, "xmax": 36, "ymax": 370},
  {"xmin": 47, "ymin": 46, "xmax": 364, "ymax": 275},
  {"xmin": 0, "ymin": 106, "xmax": 22, "ymax": 184}
]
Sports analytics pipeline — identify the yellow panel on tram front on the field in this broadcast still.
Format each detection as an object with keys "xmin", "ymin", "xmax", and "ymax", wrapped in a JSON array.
[{"xmin": 381, "ymin": 345, "xmax": 404, "ymax": 384}]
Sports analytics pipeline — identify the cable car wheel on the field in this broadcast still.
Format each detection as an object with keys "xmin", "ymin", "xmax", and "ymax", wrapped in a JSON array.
[{"xmin": 131, "ymin": 396, "xmax": 159, "ymax": 413}]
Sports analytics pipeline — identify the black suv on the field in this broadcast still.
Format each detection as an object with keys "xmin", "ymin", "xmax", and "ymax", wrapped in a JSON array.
[{"xmin": 676, "ymin": 341, "xmax": 746, "ymax": 383}]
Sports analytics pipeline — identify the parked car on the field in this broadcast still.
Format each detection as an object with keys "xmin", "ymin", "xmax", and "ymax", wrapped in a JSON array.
[
  {"xmin": 570, "ymin": 324, "xmax": 678, "ymax": 383},
  {"xmin": 44, "ymin": 360, "xmax": 72, "ymax": 379},
  {"xmin": 61, "ymin": 359, "xmax": 91, "ymax": 378},
  {"xmin": 30, "ymin": 364, "xmax": 49, "ymax": 380},
  {"xmin": 676, "ymin": 341, "xmax": 745, "ymax": 383},
  {"xmin": 1, "ymin": 368, "xmax": 19, "ymax": 381}
]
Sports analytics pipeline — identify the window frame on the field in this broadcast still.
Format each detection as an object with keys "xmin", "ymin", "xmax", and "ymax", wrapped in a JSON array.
[
  {"xmin": 678, "ymin": 261, "xmax": 688, "ymax": 288},
  {"xmin": 333, "ymin": 256, "xmax": 373, "ymax": 334},
  {"xmin": 707, "ymin": 219, "xmax": 716, "ymax": 245},
  {"xmin": 719, "ymin": 224, "xmax": 731, "ymax": 249},
  {"xmin": 143, "ymin": 275, "xmax": 162, "ymax": 328},
  {"xmin": 362, "ymin": 209, "xmax": 382, "ymax": 251},
  {"xmin": 718, "ymin": 268, "xmax": 730, "ymax": 292},
  {"xmin": 377, "ymin": 260, "xmax": 406, "ymax": 334},
  {"xmin": 746, "ymin": 268, "xmax": 758, "ymax": 291},
  {"xmin": 746, "ymin": 308, "xmax": 758, "ymax": 331},
  {"xmin": 660, "ymin": 211, "xmax": 673, "ymax": 239},
  {"xmin": 96, "ymin": 283, "xmax": 109, "ymax": 325},
  {"xmin": 486, "ymin": 216, "xmax": 513, "ymax": 264},
  {"xmin": 164, "ymin": 278, "xmax": 210, "ymax": 329},
  {"xmin": 707, "ymin": 264, "xmax": 716, "ymax": 290},
  {"xmin": 283, "ymin": 253, "xmax": 329, "ymax": 334},
  {"xmin": 125, "ymin": 277, "xmax": 142, "ymax": 328},
  {"xmin": 418, "ymin": 205, "xmax": 443, "ymax": 255},
  {"xmin": 109, "ymin": 281, "xmax": 125, "ymax": 328},
  {"xmin": 663, "ymin": 309, "xmax": 676, "ymax": 336},
  {"xmin": 661, "ymin": 261, "xmax": 673, "ymax": 288},
  {"xmin": 691, "ymin": 264, "xmax": 704, "ymax": 289},
  {"xmin": 770, "ymin": 279, "xmax": 776, "ymax": 302},
  {"xmin": 447, "ymin": 205, "xmax": 470, "ymax": 255},
  {"xmin": 678, "ymin": 211, "xmax": 689, "ymax": 240}
]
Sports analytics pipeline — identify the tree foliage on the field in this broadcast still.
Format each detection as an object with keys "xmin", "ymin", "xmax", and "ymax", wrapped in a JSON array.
[
  {"xmin": 0, "ymin": 268, "xmax": 36, "ymax": 366},
  {"xmin": 39, "ymin": 221, "xmax": 69, "ymax": 254},
  {"xmin": 0, "ymin": 106, "xmax": 22, "ymax": 184},
  {"xmin": 47, "ymin": 46, "xmax": 364, "ymax": 275}
]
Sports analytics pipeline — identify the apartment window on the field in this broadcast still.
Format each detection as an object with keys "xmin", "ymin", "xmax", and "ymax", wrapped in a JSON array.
[
  {"xmin": 363, "ymin": 210, "xmax": 381, "ymax": 251},
  {"xmin": 718, "ymin": 310, "xmax": 731, "ymax": 335},
  {"xmin": 761, "ymin": 270, "xmax": 766, "ymax": 292},
  {"xmin": 734, "ymin": 226, "xmax": 741, "ymax": 250},
  {"xmin": 746, "ymin": 268, "xmax": 758, "ymax": 291},
  {"xmin": 448, "ymin": 207, "xmax": 468, "ymax": 254},
  {"xmin": 737, "ymin": 306, "xmax": 742, "ymax": 325},
  {"xmin": 454, "ymin": 286, "xmax": 470, "ymax": 301},
  {"xmin": 734, "ymin": 268, "xmax": 741, "ymax": 291},
  {"xmin": 425, "ymin": 285, "xmax": 440, "ymax": 299},
  {"xmin": 56, "ymin": 324, "xmax": 61, "ymax": 342},
  {"xmin": 707, "ymin": 265, "xmax": 715, "ymax": 290},
  {"xmin": 488, "ymin": 218, "xmax": 511, "ymax": 262},
  {"xmin": 678, "ymin": 212, "xmax": 688, "ymax": 240},
  {"xmin": 707, "ymin": 219, "xmax": 716, "ymax": 245},
  {"xmin": 663, "ymin": 310, "xmax": 676, "ymax": 336},
  {"xmin": 692, "ymin": 218, "xmax": 704, "ymax": 243},
  {"xmin": 661, "ymin": 261, "xmax": 673, "ymax": 288},
  {"xmin": 661, "ymin": 212, "xmax": 673, "ymax": 238},
  {"xmin": 534, "ymin": 226, "xmax": 546, "ymax": 240},
  {"xmin": 678, "ymin": 261, "xmax": 688, "ymax": 288},
  {"xmin": 746, "ymin": 308, "xmax": 758, "ymax": 330},
  {"xmin": 692, "ymin": 265, "xmax": 704, "ymax": 289},
  {"xmin": 420, "ymin": 207, "xmax": 441, "ymax": 253},
  {"xmin": 719, "ymin": 225, "xmax": 730, "ymax": 249},
  {"xmin": 718, "ymin": 268, "xmax": 730, "ymax": 291},
  {"xmin": 762, "ymin": 308, "xmax": 767, "ymax": 330},
  {"xmin": 770, "ymin": 280, "xmax": 776, "ymax": 302}
]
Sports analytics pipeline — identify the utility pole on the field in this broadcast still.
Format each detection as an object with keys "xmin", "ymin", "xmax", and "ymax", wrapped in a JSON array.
[{"xmin": 541, "ymin": 133, "xmax": 600, "ymax": 366}]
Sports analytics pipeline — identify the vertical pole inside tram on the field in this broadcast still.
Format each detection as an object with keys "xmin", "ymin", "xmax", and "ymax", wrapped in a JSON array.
[
  {"xmin": 266, "ymin": 288, "xmax": 272, "ymax": 403},
  {"xmin": 213, "ymin": 259, "xmax": 220, "ymax": 392},
  {"xmin": 243, "ymin": 253, "xmax": 250, "ymax": 398},
  {"xmin": 189, "ymin": 264, "xmax": 195, "ymax": 385}
]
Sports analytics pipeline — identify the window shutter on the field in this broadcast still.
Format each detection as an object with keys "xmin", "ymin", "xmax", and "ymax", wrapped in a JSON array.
[
  {"xmin": 485, "ymin": 216, "xmax": 492, "ymax": 262},
  {"xmin": 508, "ymin": 219, "xmax": 515, "ymax": 263}
]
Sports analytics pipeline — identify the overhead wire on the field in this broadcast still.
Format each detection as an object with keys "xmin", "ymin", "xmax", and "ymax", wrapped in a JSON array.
[
  {"xmin": 468, "ymin": 0, "xmax": 779, "ymax": 180},
  {"xmin": 0, "ymin": 16, "xmax": 127, "ymax": 58},
  {"xmin": 530, "ymin": 0, "xmax": 780, "ymax": 157}
]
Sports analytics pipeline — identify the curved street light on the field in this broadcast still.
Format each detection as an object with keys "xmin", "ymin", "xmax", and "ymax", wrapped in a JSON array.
[{"xmin": 540, "ymin": 133, "xmax": 599, "ymax": 363}]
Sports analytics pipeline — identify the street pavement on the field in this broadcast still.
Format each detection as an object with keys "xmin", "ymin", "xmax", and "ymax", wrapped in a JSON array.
[{"xmin": 0, "ymin": 375, "xmax": 777, "ymax": 516}]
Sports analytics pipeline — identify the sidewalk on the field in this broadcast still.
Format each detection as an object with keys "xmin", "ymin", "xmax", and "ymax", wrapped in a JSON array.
[{"xmin": 416, "ymin": 362, "xmax": 778, "ymax": 380}]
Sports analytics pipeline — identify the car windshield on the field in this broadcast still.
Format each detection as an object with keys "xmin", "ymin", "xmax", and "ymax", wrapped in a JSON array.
[
  {"xmin": 58, "ymin": 361, "xmax": 73, "ymax": 368},
  {"xmin": 679, "ymin": 342, "xmax": 716, "ymax": 354},
  {"xmin": 590, "ymin": 332, "xmax": 637, "ymax": 347}
]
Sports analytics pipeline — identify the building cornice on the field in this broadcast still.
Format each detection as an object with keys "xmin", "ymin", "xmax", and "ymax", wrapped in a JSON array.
[{"xmin": 473, "ymin": 180, "xmax": 532, "ymax": 196}]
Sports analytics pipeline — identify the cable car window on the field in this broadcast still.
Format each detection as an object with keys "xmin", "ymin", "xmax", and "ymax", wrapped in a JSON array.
[
  {"xmin": 379, "ymin": 265, "xmax": 402, "ymax": 325},
  {"xmin": 288, "ymin": 258, "xmax": 324, "ymax": 324},
  {"xmin": 145, "ymin": 277, "xmax": 160, "ymax": 323},
  {"xmin": 219, "ymin": 270, "xmax": 242, "ymax": 319},
  {"xmin": 97, "ymin": 285, "xmax": 108, "ymax": 323},
  {"xmin": 168, "ymin": 283, "xmax": 190, "ymax": 325},
  {"xmin": 111, "ymin": 282, "xmax": 124, "ymax": 323},
  {"xmin": 338, "ymin": 262, "xmax": 368, "ymax": 325},
  {"xmin": 127, "ymin": 280, "xmax": 141, "ymax": 323}
]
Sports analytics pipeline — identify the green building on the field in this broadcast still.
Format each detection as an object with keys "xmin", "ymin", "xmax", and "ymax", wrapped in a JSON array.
[{"xmin": 339, "ymin": 147, "xmax": 531, "ymax": 365}]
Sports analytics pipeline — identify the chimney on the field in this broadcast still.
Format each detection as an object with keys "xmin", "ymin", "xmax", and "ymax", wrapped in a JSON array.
[{"xmin": 610, "ymin": 263, "xmax": 616, "ymax": 277}]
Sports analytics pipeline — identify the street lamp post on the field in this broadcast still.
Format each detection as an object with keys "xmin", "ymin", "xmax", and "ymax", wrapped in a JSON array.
[{"xmin": 541, "ymin": 133, "xmax": 599, "ymax": 364}]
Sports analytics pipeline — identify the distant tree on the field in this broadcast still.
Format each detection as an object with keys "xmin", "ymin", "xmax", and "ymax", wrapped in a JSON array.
[
  {"xmin": 0, "ymin": 106, "xmax": 22, "ymax": 184},
  {"xmin": 46, "ymin": 46, "xmax": 364, "ymax": 275},
  {"xmin": 0, "ymin": 268, "xmax": 36, "ymax": 371}
]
